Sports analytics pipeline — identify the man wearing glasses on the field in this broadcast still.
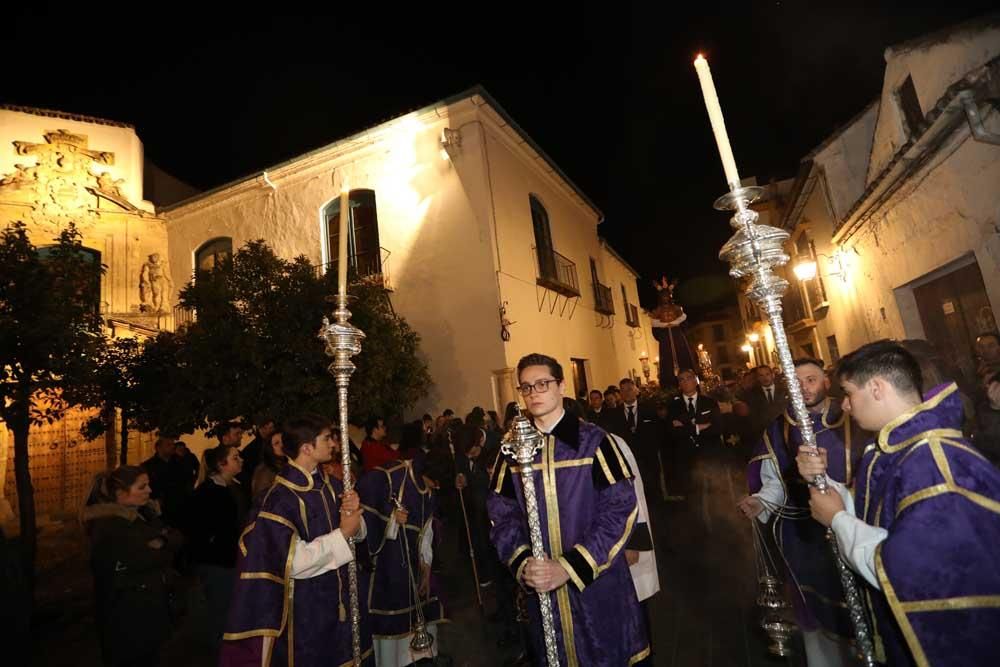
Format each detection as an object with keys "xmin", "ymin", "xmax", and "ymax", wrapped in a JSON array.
[{"xmin": 487, "ymin": 353, "xmax": 650, "ymax": 666}]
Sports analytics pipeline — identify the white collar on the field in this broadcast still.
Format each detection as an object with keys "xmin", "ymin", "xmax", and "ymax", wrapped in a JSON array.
[
  {"xmin": 624, "ymin": 401, "xmax": 638, "ymax": 409},
  {"xmin": 538, "ymin": 409, "xmax": 566, "ymax": 435},
  {"xmin": 683, "ymin": 393, "xmax": 698, "ymax": 401}
]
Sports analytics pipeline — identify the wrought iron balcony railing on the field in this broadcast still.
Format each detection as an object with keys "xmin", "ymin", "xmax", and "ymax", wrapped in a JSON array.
[
  {"xmin": 321, "ymin": 247, "xmax": 393, "ymax": 291},
  {"xmin": 534, "ymin": 246, "xmax": 580, "ymax": 297},
  {"xmin": 593, "ymin": 281, "xmax": 615, "ymax": 315},
  {"xmin": 625, "ymin": 303, "xmax": 640, "ymax": 328}
]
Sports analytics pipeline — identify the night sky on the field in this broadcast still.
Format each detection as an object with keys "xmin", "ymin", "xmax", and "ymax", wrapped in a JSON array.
[{"xmin": 4, "ymin": 2, "xmax": 996, "ymax": 311}]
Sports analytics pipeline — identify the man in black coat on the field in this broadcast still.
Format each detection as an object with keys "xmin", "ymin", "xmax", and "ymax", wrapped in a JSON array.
[
  {"xmin": 618, "ymin": 378, "xmax": 669, "ymax": 497},
  {"xmin": 141, "ymin": 436, "xmax": 188, "ymax": 526},
  {"xmin": 666, "ymin": 369, "xmax": 722, "ymax": 496},
  {"xmin": 746, "ymin": 365, "xmax": 789, "ymax": 437},
  {"xmin": 235, "ymin": 418, "xmax": 273, "ymax": 488}
]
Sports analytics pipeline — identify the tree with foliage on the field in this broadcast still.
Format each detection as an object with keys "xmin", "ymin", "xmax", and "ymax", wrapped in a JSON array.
[
  {"xmin": 0, "ymin": 221, "xmax": 105, "ymax": 582},
  {"xmin": 77, "ymin": 338, "xmax": 141, "ymax": 467},
  {"xmin": 168, "ymin": 239, "xmax": 431, "ymax": 430}
]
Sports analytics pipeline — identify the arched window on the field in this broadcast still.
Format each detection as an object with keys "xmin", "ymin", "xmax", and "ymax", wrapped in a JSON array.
[
  {"xmin": 530, "ymin": 195, "xmax": 556, "ymax": 281},
  {"xmin": 325, "ymin": 190, "xmax": 382, "ymax": 280},
  {"xmin": 195, "ymin": 237, "xmax": 232, "ymax": 272},
  {"xmin": 38, "ymin": 245, "xmax": 102, "ymax": 312}
]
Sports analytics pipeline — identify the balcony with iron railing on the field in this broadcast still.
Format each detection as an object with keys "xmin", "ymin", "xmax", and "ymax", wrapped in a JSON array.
[
  {"xmin": 625, "ymin": 303, "xmax": 640, "ymax": 328},
  {"xmin": 593, "ymin": 281, "xmax": 615, "ymax": 315},
  {"xmin": 320, "ymin": 247, "xmax": 393, "ymax": 291},
  {"xmin": 533, "ymin": 246, "xmax": 580, "ymax": 297}
]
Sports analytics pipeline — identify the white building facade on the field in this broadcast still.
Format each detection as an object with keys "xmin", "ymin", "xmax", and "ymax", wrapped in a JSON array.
[{"xmin": 744, "ymin": 18, "xmax": 1000, "ymax": 384}]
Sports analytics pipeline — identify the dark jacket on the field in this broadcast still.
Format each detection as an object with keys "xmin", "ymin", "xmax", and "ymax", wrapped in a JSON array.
[
  {"xmin": 746, "ymin": 384, "xmax": 789, "ymax": 436},
  {"xmin": 237, "ymin": 436, "xmax": 265, "ymax": 488},
  {"xmin": 82, "ymin": 502, "xmax": 178, "ymax": 666},
  {"xmin": 597, "ymin": 405, "xmax": 628, "ymax": 441},
  {"xmin": 141, "ymin": 454, "xmax": 188, "ymax": 526},
  {"xmin": 183, "ymin": 479, "xmax": 242, "ymax": 569},
  {"xmin": 667, "ymin": 392, "xmax": 722, "ymax": 449},
  {"xmin": 973, "ymin": 400, "xmax": 1000, "ymax": 465}
]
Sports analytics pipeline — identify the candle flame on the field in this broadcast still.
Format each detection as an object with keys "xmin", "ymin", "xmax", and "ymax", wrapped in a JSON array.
[
  {"xmin": 695, "ymin": 53, "xmax": 706, "ymax": 64},
  {"xmin": 341, "ymin": 179, "xmax": 350, "ymax": 193}
]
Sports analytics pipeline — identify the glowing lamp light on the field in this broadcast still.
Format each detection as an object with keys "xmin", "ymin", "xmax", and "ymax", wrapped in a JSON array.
[
  {"xmin": 741, "ymin": 344, "xmax": 753, "ymax": 353},
  {"xmin": 793, "ymin": 260, "xmax": 818, "ymax": 281},
  {"xmin": 748, "ymin": 332, "xmax": 760, "ymax": 343}
]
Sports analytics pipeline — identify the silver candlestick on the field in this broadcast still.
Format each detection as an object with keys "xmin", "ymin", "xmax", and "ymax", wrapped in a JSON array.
[
  {"xmin": 716, "ymin": 188, "xmax": 877, "ymax": 666},
  {"xmin": 501, "ymin": 407, "xmax": 561, "ymax": 667},
  {"xmin": 318, "ymin": 294, "xmax": 366, "ymax": 665}
]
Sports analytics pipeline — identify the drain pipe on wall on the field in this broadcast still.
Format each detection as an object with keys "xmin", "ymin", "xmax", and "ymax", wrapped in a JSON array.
[{"xmin": 959, "ymin": 90, "xmax": 1000, "ymax": 145}]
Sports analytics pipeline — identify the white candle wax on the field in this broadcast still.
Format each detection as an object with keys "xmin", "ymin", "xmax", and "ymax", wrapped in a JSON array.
[{"xmin": 694, "ymin": 55, "xmax": 741, "ymax": 189}]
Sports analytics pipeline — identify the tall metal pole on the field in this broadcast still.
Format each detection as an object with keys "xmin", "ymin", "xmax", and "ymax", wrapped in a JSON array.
[
  {"xmin": 693, "ymin": 52, "xmax": 876, "ymax": 666},
  {"xmin": 447, "ymin": 433, "xmax": 484, "ymax": 608},
  {"xmin": 319, "ymin": 294, "xmax": 366, "ymax": 665},
  {"xmin": 715, "ymin": 189, "xmax": 877, "ymax": 667},
  {"xmin": 502, "ymin": 408, "xmax": 560, "ymax": 667}
]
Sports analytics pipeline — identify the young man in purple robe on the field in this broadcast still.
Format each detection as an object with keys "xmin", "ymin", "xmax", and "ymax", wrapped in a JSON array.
[
  {"xmin": 799, "ymin": 340, "xmax": 1000, "ymax": 666},
  {"xmin": 737, "ymin": 358, "xmax": 866, "ymax": 666},
  {"xmin": 488, "ymin": 353, "xmax": 650, "ymax": 666},
  {"xmin": 357, "ymin": 451, "xmax": 450, "ymax": 666},
  {"xmin": 220, "ymin": 414, "xmax": 375, "ymax": 667}
]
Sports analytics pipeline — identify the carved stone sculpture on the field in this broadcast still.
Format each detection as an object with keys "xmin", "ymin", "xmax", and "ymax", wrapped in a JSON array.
[{"xmin": 139, "ymin": 253, "xmax": 172, "ymax": 313}]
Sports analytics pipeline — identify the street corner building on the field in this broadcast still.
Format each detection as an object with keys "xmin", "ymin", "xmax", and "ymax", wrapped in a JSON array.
[{"xmin": 0, "ymin": 88, "xmax": 656, "ymax": 528}]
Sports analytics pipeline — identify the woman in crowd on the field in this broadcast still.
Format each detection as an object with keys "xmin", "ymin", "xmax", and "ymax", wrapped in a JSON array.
[
  {"xmin": 81, "ymin": 466, "xmax": 179, "ymax": 667},
  {"xmin": 251, "ymin": 427, "xmax": 285, "ymax": 500},
  {"xmin": 184, "ymin": 445, "xmax": 244, "ymax": 648}
]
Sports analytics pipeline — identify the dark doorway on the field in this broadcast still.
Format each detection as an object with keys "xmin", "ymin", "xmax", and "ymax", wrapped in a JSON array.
[{"xmin": 912, "ymin": 258, "xmax": 996, "ymax": 388}]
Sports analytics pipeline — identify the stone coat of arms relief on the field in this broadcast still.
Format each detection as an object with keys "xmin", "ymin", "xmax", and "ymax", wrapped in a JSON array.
[
  {"xmin": 0, "ymin": 129, "xmax": 173, "ymax": 323},
  {"xmin": 0, "ymin": 129, "xmax": 144, "ymax": 229}
]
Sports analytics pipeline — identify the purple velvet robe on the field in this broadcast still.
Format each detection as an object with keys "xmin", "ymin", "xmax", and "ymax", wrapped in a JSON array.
[
  {"xmin": 357, "ymin": 458, "xmax": 445, "ymax": 638},
  {"xmin": 747, "ymin": 402, "xmax": 866, "ymax": 638},
  {"xmin": 852, "ymin": 382, "xmax": 1000, "ymax": 666},
  {"xmin": 487, "ymin": 415, "xmax": 650, "ymax": 666},
  {"xmin": 220, "ymin": 463, "xmax": 374, "ymax": 667}
]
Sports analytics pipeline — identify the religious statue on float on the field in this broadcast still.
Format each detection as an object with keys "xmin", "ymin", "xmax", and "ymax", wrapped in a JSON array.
[{"xmin": 649, "ymin": 277, "xmax": 697, "ymax": 388}]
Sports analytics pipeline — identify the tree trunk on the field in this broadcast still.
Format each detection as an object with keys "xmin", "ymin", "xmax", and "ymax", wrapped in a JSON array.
[
  {"xmin": 11, "ymin": 398, "xmax": 37, "ymax": 592},
  {"xmin": 119, "ymin": 408, "xmax": 129, "ymax": 466},
  {"xmin": 104, "ymin": 405, "xmax": 117, "ymax": 470}
]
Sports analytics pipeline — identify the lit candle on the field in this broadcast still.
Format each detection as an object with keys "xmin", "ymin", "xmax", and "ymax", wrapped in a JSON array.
[
  {"xmin": 337, "ymin": 180, "xmax": 350, "ymax": 300},
  {"xmin": 694, "ymin": 54, "xmax": 741, "ymax": 189}
]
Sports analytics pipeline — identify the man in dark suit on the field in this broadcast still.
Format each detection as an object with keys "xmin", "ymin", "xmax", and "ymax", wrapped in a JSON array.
[
  {"xmin": 746, "ymin": 365, "xmax": 789, "ymax": 437},
  {"xmin": 584, "ymin": 389, "xmax": 605, "ymax": 423},
  {"xmin": 597, "ymin": 386, "xmax": 628, "ymax": 441},
  {"xmin": 666, "ymin": 369, "xmax": 722, "ymax": 497},
  {"xmin": 618, "ymin": 378, "xmax": 669, "ymax": 498}
]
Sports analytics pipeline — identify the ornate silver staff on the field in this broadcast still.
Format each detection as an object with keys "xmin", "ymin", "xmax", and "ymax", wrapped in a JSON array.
[
  {"xmin": 501, "ymin": 407, "xmax": 560, "ymax": 667},
  {"xmin": 694, "ymin": 54, "xmax": 877, "ymax": 666},
  {"xmin": 319, "ymin": 292, "xmax": 366, "ymax": 665}
]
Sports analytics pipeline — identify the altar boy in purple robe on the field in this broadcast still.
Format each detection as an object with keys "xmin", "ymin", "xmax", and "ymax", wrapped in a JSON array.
[
  {"xmin": 488, "ymin": 353, "xmax": 650, "ymax": 666},
  {"xmin": 799, "ymin": 341, "xmax": 1000, "ymax": 667},
  {"xmin": 357, "ymin": 451, "xmax": 450, "ymax": 667},
  {"xmin": 738, "ymin": 358, "xmax": 866, "ymax": 666},
  {"xmin": 220, "ymin": 414, "xmax": 375, "ymax": 667}
]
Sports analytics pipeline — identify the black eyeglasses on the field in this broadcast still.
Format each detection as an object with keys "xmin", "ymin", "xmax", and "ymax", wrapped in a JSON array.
[{"xmin": 517, "ymin": 379, "xmax": 559, "ymax": 396}]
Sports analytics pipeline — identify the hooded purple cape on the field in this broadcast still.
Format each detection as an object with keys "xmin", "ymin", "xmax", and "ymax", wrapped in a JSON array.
[
  {"xmin": 357, "ymin": 459, "xmax": 445, "ymax": 638},
  {"xmin": 854, "ymin": 383, "xmax": 1000, "ymax": 666},
  {"xmin": 220, "ymin": 462, "xmax": 374, "ymax": 667},
  {"xmin": 487, "ymin": 415, "xmax": 650, "ymax": 666},
  {"xmin": 747, "ymin": 402, "xmax": 867, "ymax": 638}
]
